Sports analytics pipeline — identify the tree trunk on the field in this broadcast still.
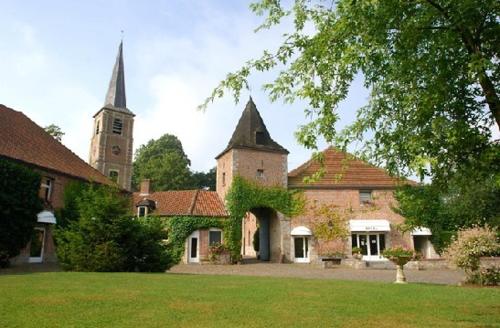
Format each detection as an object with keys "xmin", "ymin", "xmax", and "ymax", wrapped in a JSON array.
[{"xmin": 478, "ymin": 71, "xmax": 500, "ymax": 130}]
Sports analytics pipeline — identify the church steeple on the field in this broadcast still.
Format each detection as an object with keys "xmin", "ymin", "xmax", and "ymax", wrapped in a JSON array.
[
  {"xmin": 104, "ymin": 41, "xmax": 127, "ymax": 109},
  {"xmin": 89, "ymin": 41, "xmax": 135, "ymax": 191}
]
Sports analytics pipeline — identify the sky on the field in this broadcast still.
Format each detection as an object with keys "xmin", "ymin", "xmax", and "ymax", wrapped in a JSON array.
[{"xmin": 0, "ymin": 0, "xmax": 369, "ymax": 173}]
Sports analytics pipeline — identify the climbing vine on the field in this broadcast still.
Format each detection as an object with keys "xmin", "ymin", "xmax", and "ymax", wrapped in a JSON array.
[
  {"xmin": 225, "ymin": 176, "xmax": 305, "ymax": 261},
  {"xmin": 164, "ymin": 216, "xmax": 228, "ymax": 264}
]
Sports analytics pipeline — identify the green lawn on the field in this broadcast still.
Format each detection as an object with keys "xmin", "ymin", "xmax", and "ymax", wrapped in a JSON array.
[{"xmin": 0, "ymin": 272, "xmax": 498, "ymax": 327}]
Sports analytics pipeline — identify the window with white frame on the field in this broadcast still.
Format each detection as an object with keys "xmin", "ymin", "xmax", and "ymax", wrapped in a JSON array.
[
  {"xmin": 209, "ymin": 228, "xmax": 223, "ymax": 246},
  {"xmin": 359, "ymin": 190, "xmax": 372, "ymax": 204},
  {"xmin": 40, "ymin": 178, "xmax": 53, "ymax": 202},
  {"xmin": 137, "ymin": 206, "xmax": 148, "ymax": 217}
]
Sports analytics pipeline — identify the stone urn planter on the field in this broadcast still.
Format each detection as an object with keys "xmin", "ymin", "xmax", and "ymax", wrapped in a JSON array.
[{"xmin": 382, "ymin": 247, "xmax": 415, "ymax": 284}]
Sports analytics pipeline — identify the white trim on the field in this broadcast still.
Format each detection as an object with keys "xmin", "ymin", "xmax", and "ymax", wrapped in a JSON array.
[
  {"xmin": 137, "ymin": 206, "xmax": 148, "ymax": 217},
  {"xmin": 349, "ymin": 219, "xmax": 390, "ymax": 232},
  {"xmin": 293, "ymin": 236, "xmax": 310, "ymax": 263},
  {"xmin": 37, "ymin": 211, "xmax": 56, "ymax": 224},
  {"xmin": 188, "ymin": 230, "xmax": 200, "ymax": 263},
  {"xmin": 291, "ymin": 226, "xmax": 312, "ymax": 236},
  {"xmin": 28, "ymin": 227, "xmax": 45, "ymax": 263},
  {"xmin": 411, "ymin": 227, "xmax": 432, "ymax": 236}
]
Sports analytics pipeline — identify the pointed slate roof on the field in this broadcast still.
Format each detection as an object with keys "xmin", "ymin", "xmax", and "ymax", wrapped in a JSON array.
[
  {"xmin": 94, "ymin": 41, "xmax": 134, "ymax": 117},
  {"xmin": 216, "ymin": 97, "xmax": 288, "ymax": 159}
]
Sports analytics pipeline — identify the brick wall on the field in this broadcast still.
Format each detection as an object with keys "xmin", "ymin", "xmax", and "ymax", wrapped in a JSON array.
[{"xmin": 289, "ymin": 188, "xmax": 414, "ymax": 262}]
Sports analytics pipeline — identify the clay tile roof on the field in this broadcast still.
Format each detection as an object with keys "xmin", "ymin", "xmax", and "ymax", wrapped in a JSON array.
[
  {"xmin": 132, "ymin": 190, "xmax": 228, "ymax": 217},
  {"xmin": 216, "ymin": 97, "xmax": 288, "ymax": 159},
  {"xmin": 0, "ymin": 104, "xmax": 113, "ymax": 186},
  {"xmin": 288, "ymin": 147, "xmax": 416, "ymax": 188}
]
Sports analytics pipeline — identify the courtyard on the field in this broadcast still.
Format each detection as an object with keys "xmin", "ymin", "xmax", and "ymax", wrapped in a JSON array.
[{"xmin": 0, "ymin": 271, "xmax": 498, "ymax": 327}]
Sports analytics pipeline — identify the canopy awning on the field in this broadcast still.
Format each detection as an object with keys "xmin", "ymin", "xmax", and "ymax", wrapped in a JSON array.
[
  {"xmin": 411, "ymin": 227, "xmax": 432, "ymax": 236},
  {"xmin": 291, "ymin": 226, "xmax": 312, "ymax": 236},
  {"xmin": 37, "ymin": 210, "xmax": 56, "ymax": 224},
  {"xmin": 349, "ymin": 220, "xmax": 390, "ymax": 232}
]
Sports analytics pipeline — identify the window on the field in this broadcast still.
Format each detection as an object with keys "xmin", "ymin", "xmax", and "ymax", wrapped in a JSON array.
[
  {"xmin": 40, "ymin": 178, "xmax": 53, "ymax": 202},
  {"xmin": 109, "ymin": 170, "xmax": 119, "ymax": 183},
  {"xmin": 95, "ymin": 120, "xmax": 100, "ymax": 135},
  {"xmin": 351, "ymin": 233, "xmax": 386, "ymax": 259},
  {"xmin": 359, "ymin": 190, "xmax": 372, "ymax": 204},
  {"xmin": 137, "ymin": 206, "xmax": 148, "ymax": 217},
  {"xmin": 255, "ymin": 131, "xmax": 265, "ymax": 145},
  {"xmin": 222, "ymin": 172, "xmax": 226, "ymax": 187},
  {"xmin": 112, "ymin": 118, "xmax": 123, "ymax": 134},
  {"xmin": 256, "ymin": 169, "xmax": 264, "ymax": 179},
  {"xmin": 209, "ymin": 229, "xmax": 222, "ymax": 246}
]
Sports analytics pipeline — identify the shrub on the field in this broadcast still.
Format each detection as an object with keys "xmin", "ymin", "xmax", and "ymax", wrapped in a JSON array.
[
  {"xmin": 253, "ymin": 228, "xmax": 260, "ymax": 252},
  {"xmin": 468, "ymin": 266, "xmax": 500, "ymax": 286},
  {"xmin": 55, "ymin": 185, "xmax": 170, "ymax": 272},
  {"xmin": 208, "ymin": 242, "xmax": 230, "ymax": 263},
  {"xmin": 445, "ymin": 225, "xmax": 499, "ymax": 285},
  {"xmin": 0, "ymin": 158, "xmax": 43, "ymax": 267}
]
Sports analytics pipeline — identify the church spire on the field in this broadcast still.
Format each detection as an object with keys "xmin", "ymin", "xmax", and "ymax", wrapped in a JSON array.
[{"xmin": 104, "ymin": 41, "xmax": 127, "ymax": 108}]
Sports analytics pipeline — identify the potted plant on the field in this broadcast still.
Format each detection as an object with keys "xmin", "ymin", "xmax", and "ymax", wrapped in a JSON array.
[
  {"xmin": 382, "ymin": 247, "xmax": 415, "ymax": 284},
  {"xmin": 351, "ymin": 247, "xmax": 363, "ymax": 260}
]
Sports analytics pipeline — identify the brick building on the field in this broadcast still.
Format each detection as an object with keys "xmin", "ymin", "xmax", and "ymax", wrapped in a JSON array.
[
  {"xmin": 218, "ymin": 98, "xmax": 438, "ymax": 264},
  {"xmin": 133, "ymin": 180, "xmax": 228, "ymax": 263},
  {"xmin": 0, "ymin": 104, "xmax": 113, "ymax": 264}
]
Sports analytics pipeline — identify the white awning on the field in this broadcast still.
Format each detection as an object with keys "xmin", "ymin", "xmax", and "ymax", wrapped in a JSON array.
[
  {"xmin": 349, "ymin": 220, "xmax": 390, "ymax": 232},
  {"xmin": 37, "ymin": 211, "xmax": 56, "ymax": 224},
  {"xmin": 291, "ymin": 226, "xmax": 312, "ymax": 236},
  {"xmin": 411, "ymin": 227, "xmax": 432, "ymax": 236}
]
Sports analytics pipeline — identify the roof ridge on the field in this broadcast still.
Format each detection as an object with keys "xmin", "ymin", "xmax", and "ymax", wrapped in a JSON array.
[{"xmin": 188, "ymin": 189, "xmax": 200, "ymax": 215}]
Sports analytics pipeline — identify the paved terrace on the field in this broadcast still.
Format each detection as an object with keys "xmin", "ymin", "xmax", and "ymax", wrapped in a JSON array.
[{"xmin": 169, "ymin": 262, "xmax": 465, "ymax": 285}]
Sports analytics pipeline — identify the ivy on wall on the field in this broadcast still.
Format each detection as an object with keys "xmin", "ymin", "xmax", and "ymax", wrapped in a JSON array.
[
  {"xmin": 164, "ymin": 216, "xmax": 228, "ymax": 264},
  {"xmin": 225, "ymin": 176, "xmax": 305, "ymax": 261}
]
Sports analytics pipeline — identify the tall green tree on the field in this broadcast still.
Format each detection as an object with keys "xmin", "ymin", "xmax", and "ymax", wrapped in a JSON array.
[
  {"xmin": 0, "ymin": 158, "xmax": 42, "ymax": 267},
  {"xmin": 191, "ymin": 167, "xmax": 217, "ymax": 190},
  {"xmin": 201, "ymin": 0, "xmax": 499, "ymax": 183},
  {"xmin": 133, "ymin": 134, "xmax": 193, "ymax": 191}
]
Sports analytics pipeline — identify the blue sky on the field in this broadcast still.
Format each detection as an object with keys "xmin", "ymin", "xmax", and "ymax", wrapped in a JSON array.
[{"xmin": 0, "ymin": 0, "xmax": 369, "ymax": 172}]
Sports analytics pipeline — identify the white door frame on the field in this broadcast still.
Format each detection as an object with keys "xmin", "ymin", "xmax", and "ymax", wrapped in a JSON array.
[
  {"xmin": 293, "ymin": 236, "xmax": 310, "ymax": 263},
  {"xmin": 29, "ymin": 227, "xmax": 45, "ymax": 263},
  {"xmin": 188, "ymin": 230, "xmax": 200, "ymax": 263},
  {"xmin": 355, "ymin": 233, "xmax": 387, "ymax": 261}
]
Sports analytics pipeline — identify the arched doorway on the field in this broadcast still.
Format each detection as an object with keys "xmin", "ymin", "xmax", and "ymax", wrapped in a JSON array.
[{"xmin": 243, "ymin": 207, "xmax": 280, "ymax": 262}]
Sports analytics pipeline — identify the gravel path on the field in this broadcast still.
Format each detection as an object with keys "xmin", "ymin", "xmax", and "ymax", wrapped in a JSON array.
[{"xmin": 169, "ymin": 262, "xmax": 465, "ymax": 285}]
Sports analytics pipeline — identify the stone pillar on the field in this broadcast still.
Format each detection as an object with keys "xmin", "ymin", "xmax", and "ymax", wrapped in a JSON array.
[{"xmin": 279, "ymin": 213, "xmax": 291, "ymax": 262}]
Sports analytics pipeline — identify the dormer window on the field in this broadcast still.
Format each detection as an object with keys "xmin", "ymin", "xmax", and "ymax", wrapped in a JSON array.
[
  {"xmin": 138, "ymin": 206, "xmax": 148, "ymax": 217},
  {"xmin": 112, "ymin": 118, "xmax": 123, "ymax": 135},
  {"xmin": 255, "ymin": 131, "xmax": 265, "ymax": 145}
]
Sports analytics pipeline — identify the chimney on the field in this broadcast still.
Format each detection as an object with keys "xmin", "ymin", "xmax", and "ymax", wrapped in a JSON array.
[{"xmin": 140, "ymin": 179, "xmax": 151, "ymax": 195}]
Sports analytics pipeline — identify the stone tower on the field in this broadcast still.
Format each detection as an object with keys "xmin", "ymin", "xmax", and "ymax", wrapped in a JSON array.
[
  {"xmin": 89, "ymin": 41, "xmax": 134, "ymax": 191},
  {"xmin": 216, "ymin": 98, "xmax": 289, "ymax": 262}
]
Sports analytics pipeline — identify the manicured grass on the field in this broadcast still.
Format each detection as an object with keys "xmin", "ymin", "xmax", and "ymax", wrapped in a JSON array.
[{"xmin": 0, "ymin": 272, "xmax": 498, "ymax": 327}]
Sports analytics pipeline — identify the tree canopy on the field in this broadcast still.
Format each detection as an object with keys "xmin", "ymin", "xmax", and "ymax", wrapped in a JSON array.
[
  {"xmin": 44, "ymin": 124, "xmax": 65, "ymax": 142},
  {"xmin": 133, "ymin": 134, "xmax": 193, "ymax": 191},
  {"xmin": 201, "ymin": 0, "xmax": 499, "ymax": 183},
  {"xmin": 133, "ymin": 134, "xmax": 217, "ymax": 192}
]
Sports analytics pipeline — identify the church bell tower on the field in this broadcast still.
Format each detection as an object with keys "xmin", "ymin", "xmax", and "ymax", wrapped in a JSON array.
[{"xmin": 89, "ymin": 41, "xmax": 134, "ymax": 191}]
